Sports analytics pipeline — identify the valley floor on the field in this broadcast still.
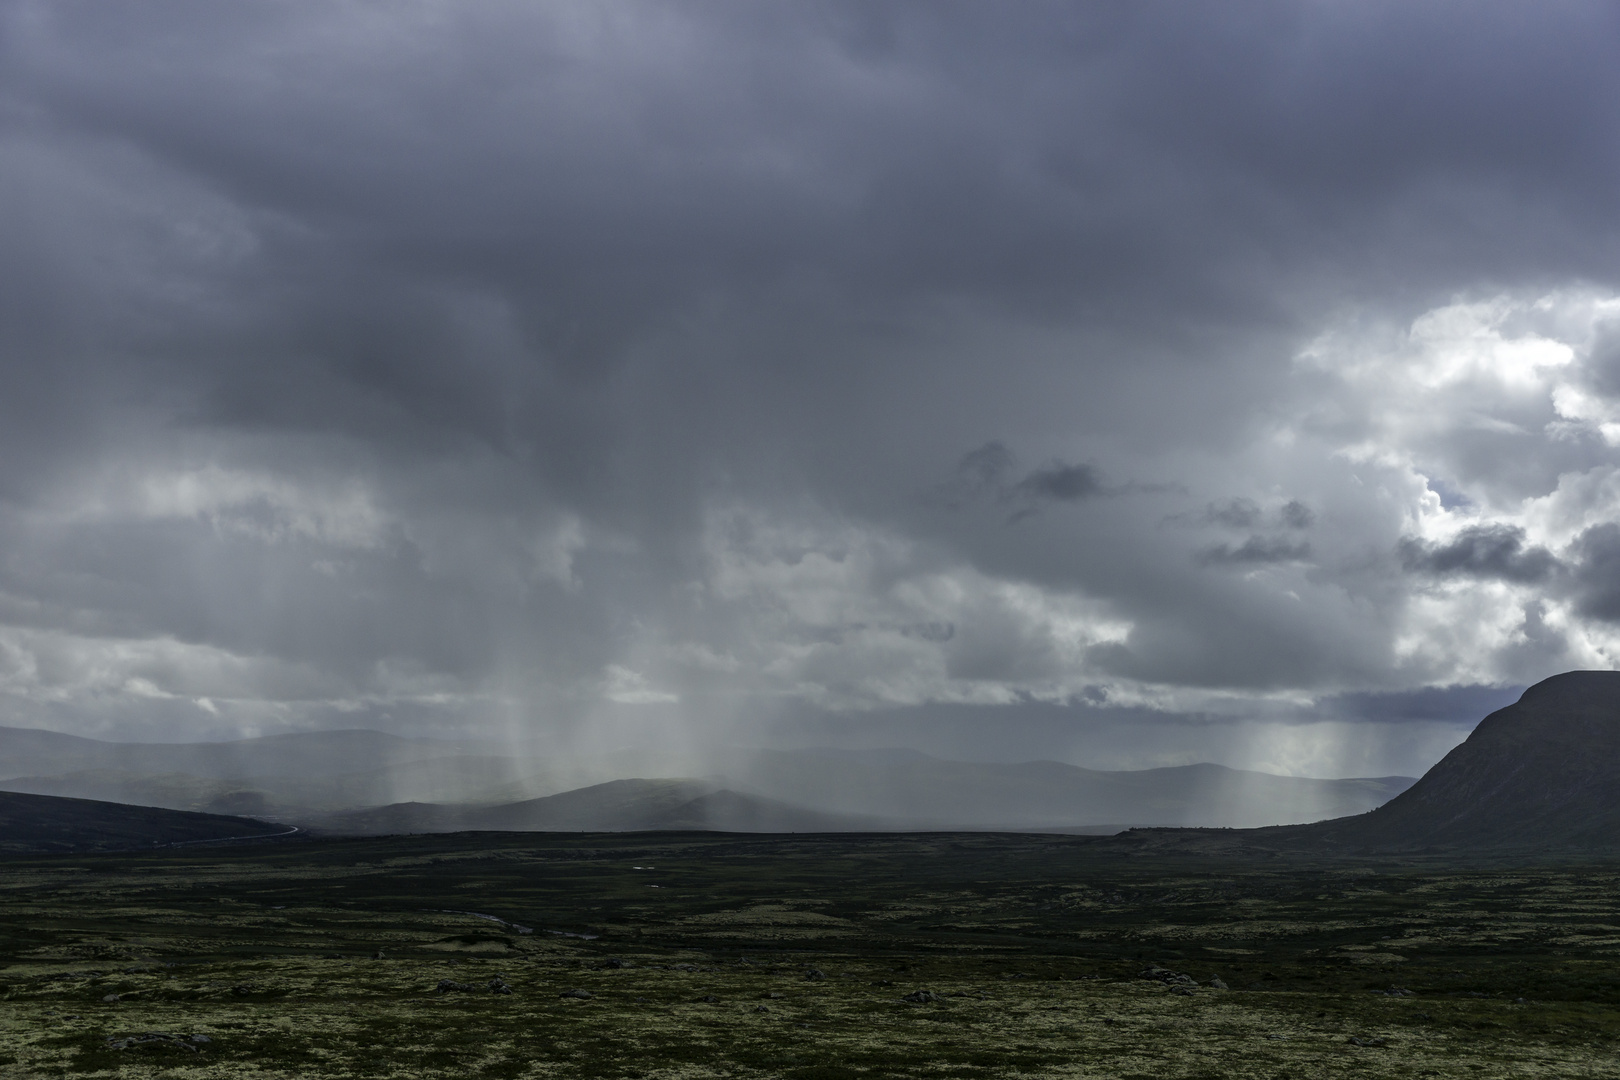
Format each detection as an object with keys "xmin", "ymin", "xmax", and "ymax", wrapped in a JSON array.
[{"xmin": 1, "ymin": 832, "xmax": 1617, "ymax": 1078}]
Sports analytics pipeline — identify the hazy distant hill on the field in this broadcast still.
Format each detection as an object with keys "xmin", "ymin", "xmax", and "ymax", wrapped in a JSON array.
[
  {"xmin": 0, "ymin": 790, "xmax": 289, "ymax": 854},
  {"xmin": 309, "ymin": 778, "xmax": 882, "ymax": 835},
  {"xmin": 725, "ymin": 750, "xmax": 1415, "ymax": 830},
  {"xmin": 1, "ymin": 724, "xmax": 1416, "ymax": 832},
  {"xmin": 0, "ymin": 755, "xmax": 536, "ymax": 817},
  {"xmin": 308, "ymin": 760, "xmax": 1413, "ymax": 838},
  {"xmin": 0, "ymin": 727, "xmax": 540, "ymax": 815}
]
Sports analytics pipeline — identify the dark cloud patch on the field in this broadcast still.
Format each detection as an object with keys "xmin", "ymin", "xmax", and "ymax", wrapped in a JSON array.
[
  {"xmin": 1400, "ymin": 525, "xmax": 1560, "ymax": 584},
  {"xmin": 1322, "ymin": 683, "xmax": 1526, "ymax": 725},
  {"xmin": 1206, "ymin": 498, "xmax": 1262, "ymax": 529},
  {"xmin": 1570, "ymin": 523, "xmax": 1620, "ymax": 622},
  {"xmin": 1016, "ymin": 462, "xmax": 1103, "ymax": 503},
  {"xmin": 1196, "ymin": 536, "xmax": 1312, "ymax": 567},
  {"xmin": 947, "ymin": 445, "xmax": 1105, "ymax": 522},
  {"xmin": 1279, "ymin": 500, "xmax": 1314, "ymax": 530},
  {"xmin": 1580, "ymin": 317, "xmax": 1620, "ymax": 398},
  {"xmin": 955, "ymin": 442, "xmax": 1017, "ymax": 490}
]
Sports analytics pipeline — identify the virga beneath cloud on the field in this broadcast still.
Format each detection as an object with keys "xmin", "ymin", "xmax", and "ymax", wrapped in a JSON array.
[{"xmin": 1, "ymin": 2, "xmax": 1619, "ymax": 777}]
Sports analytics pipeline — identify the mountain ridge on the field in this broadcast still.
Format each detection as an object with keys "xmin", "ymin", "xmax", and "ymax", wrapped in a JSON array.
[
  {"xmin": 1, "ymin": 723, "xmax": 1417, "ymax": 832},
  {"xmin": 1102, "ymin": 671, "xmax": 1620, "ymax": 855}
]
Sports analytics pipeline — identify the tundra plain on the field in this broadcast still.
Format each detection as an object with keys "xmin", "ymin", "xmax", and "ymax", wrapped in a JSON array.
[{"xmin": 2, "ymin": 832, "xmax": 1619, "ymax": 1079}]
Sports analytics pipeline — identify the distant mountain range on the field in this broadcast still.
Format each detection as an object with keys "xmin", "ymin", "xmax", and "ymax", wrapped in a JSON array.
[
  {"xmin": 5, "ymin": 670, "xmax": 1616, "ymax": 851},
  {"xmin": 723, "ymin": 749, "xmax": 1414, "ymax": 831},
  {"xmin": 0, "ymin": 723, "xmax": 1415, "ymax": 834}
]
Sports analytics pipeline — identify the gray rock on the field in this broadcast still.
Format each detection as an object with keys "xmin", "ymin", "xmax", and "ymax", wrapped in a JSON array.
[
  {"xmin": 1140, "ymin": 965, "xmax": 1197, "ymax": 987},
  {"xmin": 106, "ymin": 1032, "xmax": 198, "ymax": 1053},
  {"xmin": 559, "ymin": 988, "xmax": 594, "ymax": 1000},
  {"xmin": 902, "ymin": 990, "xmax": 939, "ymax": 1003},
  {"xmin": 1207, "ymin": 976, "xmax": 1228, "ymax": 990},
  {"xmin": 488, "ymin": 978, "xmax": 512, "ymax": 995},
  {"xmin": 804, "ymin": 967, "xmax": 826, "ymax": 981},
  {"xmin": 698, "ymin": 994, "xmax": 720, "ymax": 1003}
]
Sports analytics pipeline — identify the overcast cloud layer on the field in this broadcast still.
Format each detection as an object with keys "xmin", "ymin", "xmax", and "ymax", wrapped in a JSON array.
[{"xmin": 3, "ymin": 1, "xmax": 1620, "ymax": 776}]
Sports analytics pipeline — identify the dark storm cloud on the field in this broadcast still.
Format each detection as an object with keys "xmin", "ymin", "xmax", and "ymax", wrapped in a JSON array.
[
  {"xmin": 1569, "ymin": 524, "xmax": 1620, "ymax": 623},
  {"xmin": 0, "ymin": 1, "xmax": 1618, "ymax": 771},
  {"xmin": 1321, "ymin": 684, "xmax": 1528, "ymax": 726},
  {"xmin": 1207, "ymin": 500, "xmax": 1264, "ymax": 529},
  {"xmin": 949, "ymin": 443, "xmax": 1104, "ymax": 519},
  {"xmin": 1016, "ymin": 463, "xmax": 1104, "ymax": 503},
  {"xmin": 1279, "ymin": 501, "xmax": 1314, "ymax": 530},
  {"xmin": 1400, "ymin": 525, "xmax": 1561, "ymax": 584},
  {"xmin": 1196, "ymin": 536, "xmax": 1313, "ymax": 568}
]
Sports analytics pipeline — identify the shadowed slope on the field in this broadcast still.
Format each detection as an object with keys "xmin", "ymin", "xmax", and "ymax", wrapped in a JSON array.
[
  {"xmin": 0, "ymin": 790, "xmax": 290, "ymax": 854},
  {"xmin": 1311, "ymin": 670, "xmax": 1620, "ymax": 849},
  {"xmin": 1101, "ymin": 670, "xmax": 1620, "ymax": 855}
]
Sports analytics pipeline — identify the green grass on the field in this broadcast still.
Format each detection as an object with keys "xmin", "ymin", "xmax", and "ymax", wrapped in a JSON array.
[{"xmin": 1, "ymin": 832, "xmax": 1618, "ymax": 1077}]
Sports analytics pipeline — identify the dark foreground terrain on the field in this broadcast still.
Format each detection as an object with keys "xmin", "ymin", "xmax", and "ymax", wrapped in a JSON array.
[{"xmin": 2, "ymin": 832, "xmax": 1618, "ymax": 1079}]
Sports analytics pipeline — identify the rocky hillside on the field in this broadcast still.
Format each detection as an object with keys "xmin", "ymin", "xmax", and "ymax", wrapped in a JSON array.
[
  {"xmin": 1311, "ymin": 670, "xmax": 1620, "ymax": 850},
  {"xmin": 1101, "ymin": 670, "xmax": 1620, "ymax": 855}
]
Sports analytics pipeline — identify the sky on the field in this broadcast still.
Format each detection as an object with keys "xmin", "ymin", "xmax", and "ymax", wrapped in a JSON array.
[{"xmin": 2, "ymin": 1, "xmax": 1619, "ymax": 777}]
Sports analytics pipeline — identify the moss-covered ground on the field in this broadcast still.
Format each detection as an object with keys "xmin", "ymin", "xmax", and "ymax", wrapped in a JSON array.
[{"xmin": 2, "ymin": 831, "xmax": 1618, "ymax": 1078}]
